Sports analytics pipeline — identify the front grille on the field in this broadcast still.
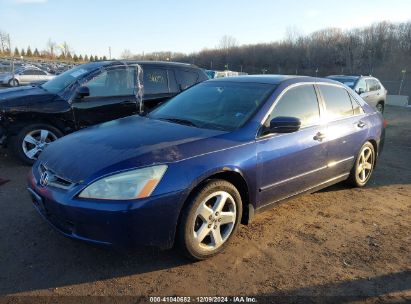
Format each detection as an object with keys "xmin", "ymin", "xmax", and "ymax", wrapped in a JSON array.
[{"xmin": 39, "ymin": 164, "xmax": 75, "ymax": 190}]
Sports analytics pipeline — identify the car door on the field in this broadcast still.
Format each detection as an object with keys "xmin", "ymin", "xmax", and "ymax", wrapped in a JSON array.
[
  {"xmin": 317, "ymin": 84, "xmax": 368, "ymax": 179},
  {"xmin": 71, "ymin": 66, "xmax": 138, "ymax": 128},
  {"xmin": 364, "ymin": 78, "xmax": 379, "ymax": 107},
  {"xmin": 373, "ymin": 79, "xmax": 385, "ymax": 101},
  {"xmin": 19, "ymin": 69, "xmax": 37, "ymax": 84},
  {"xmin": 142, "ymin": 66, "xmax": 178, "ymax": 111},
  {"xmin": 256, "ymin": 84, "xmax": 328, "ymax": 207},
  {"xmin": 35, "ymin": 70, "xmax": 48, "ymax": 82}
]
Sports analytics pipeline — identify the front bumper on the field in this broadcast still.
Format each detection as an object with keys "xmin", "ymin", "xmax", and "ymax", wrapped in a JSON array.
[{"xmin": 27, "ymin": 173, "xmax": 186, "ymax": 250}]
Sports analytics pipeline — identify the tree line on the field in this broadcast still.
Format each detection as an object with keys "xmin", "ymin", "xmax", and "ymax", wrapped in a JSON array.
[
  {"xmin": 127, "ymin": 21, "xmax": 411, "ymax": 81},
  {"xmin": 0, "ymin": 33, "xmax": 106, "ymax": 63}
]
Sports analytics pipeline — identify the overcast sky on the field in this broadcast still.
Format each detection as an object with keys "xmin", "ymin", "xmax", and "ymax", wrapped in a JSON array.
[{"xmin": 0, "ymin": 0, "xmax": 410, "ymax": 58}]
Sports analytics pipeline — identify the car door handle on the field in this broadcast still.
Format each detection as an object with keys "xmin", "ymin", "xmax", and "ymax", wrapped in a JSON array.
[
  {"xmin": 313, "ymin": 132, "xmax": 326, "ymax": 141},
  {"xmin": 357, "ymin": 121, "xmax": 366, "ymax": 128}
]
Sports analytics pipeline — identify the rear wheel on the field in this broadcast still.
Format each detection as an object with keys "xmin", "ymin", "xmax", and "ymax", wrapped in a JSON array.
[
  {"xmin": 178, "ymin": 179, "xmax": 242, "ymax": 260},
  {"xmin": 11, "ymin": 123, "xmax": 63, "ymax": 165},
  {"xmin": 347, "ymin": 142, "xmax": 375, "ymax": 187},
  {"xmin": 8, "ymin": 78, "xmax": 19, "ymax": 87},
  {"xmin": 376, "ymin": 102, "xmax": 384, "ymax": 114}
]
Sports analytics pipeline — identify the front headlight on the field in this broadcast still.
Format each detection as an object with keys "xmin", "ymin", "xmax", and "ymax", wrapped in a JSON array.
[{"xmin": 78, "ymin": 165, "xmax": 167, "ymax": 200}]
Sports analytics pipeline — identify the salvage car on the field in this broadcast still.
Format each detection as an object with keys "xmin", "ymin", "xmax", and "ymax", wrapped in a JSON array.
[
  {"xmin": 0, "ymin": 66, "xmax": 55, "ymax": 87},
  {"xmin": 327, "ymin": 75, "xmax": 387, "ymax": 113},
  {"xmin": 0, "ymin": 60, "xmax": 208, "ymax": 164},
  {"xmin": 27, "ymin": 75, "xmax": 385, "ymax": 260}
]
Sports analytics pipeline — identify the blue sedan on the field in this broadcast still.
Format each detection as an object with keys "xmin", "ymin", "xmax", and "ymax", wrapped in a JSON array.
[{"xmin": 27, "ymin": 75, "xmax": 385, "ymax": 260}]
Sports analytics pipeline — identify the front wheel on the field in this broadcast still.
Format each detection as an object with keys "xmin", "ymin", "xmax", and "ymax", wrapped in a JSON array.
[
  {"xmin": 347, "ymin": 142, "xmax": 375, "ymax": 187},
  {"xmin": 178, "ymin": 179, "xmax": 242, "ymax": 260},
  {"xmin": 11, "ymin": 124, "xmax": 63, "ymax": 165}
]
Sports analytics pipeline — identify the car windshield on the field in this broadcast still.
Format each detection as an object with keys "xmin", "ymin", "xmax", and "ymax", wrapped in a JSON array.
[
  {"xmin": 148, "ymin": 81, "xmax": 275, "ymax": 131},
  {"xmin": 328, "ymin": 77, "xmax": 358, "ymax": 89},
  {"xmin": 41, "ymin": 64, "xmax": 97, "ymax": 94}
]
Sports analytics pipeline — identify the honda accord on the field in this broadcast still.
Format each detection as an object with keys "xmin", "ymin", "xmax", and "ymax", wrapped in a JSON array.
[{"xmin": 27, "ymin": 75, "xmax": 385, "ymax": 260}]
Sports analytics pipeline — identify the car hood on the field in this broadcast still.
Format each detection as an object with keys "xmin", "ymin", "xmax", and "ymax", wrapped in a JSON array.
[
  {"xmin": 0, "ymin": 85, "xmax": 63, "ymax": 112},
  {"xmin": 38, "ymin": 115, "xmax": 232, "ymax": 183}
]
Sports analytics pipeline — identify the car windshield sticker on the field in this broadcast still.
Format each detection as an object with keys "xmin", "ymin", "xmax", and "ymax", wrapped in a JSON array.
[{"xmin": 70, "ymin": 69, "xmax": 88, "ymax": 78}]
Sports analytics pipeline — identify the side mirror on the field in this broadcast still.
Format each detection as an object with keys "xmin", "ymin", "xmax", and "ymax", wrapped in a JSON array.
[
  {"xmin": 75, "ymin": 86, "xmax": 90, "ymax": 100},
  {"xmin": 269, "ymin": 116, "xmax": 301, "ymax": 133},
  {"xmin": 357, "ymin": 87, "xmax": 365, "ymax": 95}
]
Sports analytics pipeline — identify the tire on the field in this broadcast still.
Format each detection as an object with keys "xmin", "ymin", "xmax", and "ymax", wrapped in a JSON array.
[
  {"xmin": 11, "ymin": 123, "xmax": 63, "ymax": 165},
  {"xmin": 8, "ymin": 78, "xmax": 19, "ymax": 87},
  {"xmin": 347, "ymin": 142, "xmax": 375, "ymax": 187},
  {"xmin": 376, "ymin": 102, "xmax": 384, "ymax": 114},
  {"xmin": 178, "ymin": 179, "xmax": 243, "ymax": 260}
]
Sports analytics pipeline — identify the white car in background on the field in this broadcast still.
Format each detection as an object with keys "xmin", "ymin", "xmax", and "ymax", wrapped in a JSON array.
[
  {"xmin": 327, "ymin": 75, "xmax": 387, "ymax": 113},
  {"xmin": 0, "ymin": 67, "xmax": 55, "ymax": 87}
]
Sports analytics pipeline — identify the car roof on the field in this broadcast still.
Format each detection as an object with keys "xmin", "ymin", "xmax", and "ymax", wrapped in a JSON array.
[
  {"xmin": 206, "ymin": 75, "xmax": 338, "ymax": 85},
  {"xmin": 93, "ymin": 60, "xmax": 199, "ymax": 69},
  {"xmin": 327, "ymin": 75, "xmax": 360, "ymax": 80}
]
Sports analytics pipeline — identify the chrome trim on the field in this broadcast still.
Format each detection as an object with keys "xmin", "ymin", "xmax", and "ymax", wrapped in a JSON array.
[
  {"xmin": 260, "ymin": 156, "xmax": 354, "ymax": 191},
  {"xmin": 258, "ymin": 81, "xmax": 368, "ymax": 139},
  {"xmin": 260, "ymin": 165, "xmax": 327, "ymax": 191},
  {"xmin": 327, "ymin": 156, "xmax": 354, "ymax": 168},
  {"xmin": 38, "ymin": 164, "xmax": 75, "ymax": 190},
  {"xmin": 258, "ymin": 173, "xmax": 350, "ymax": 209}
]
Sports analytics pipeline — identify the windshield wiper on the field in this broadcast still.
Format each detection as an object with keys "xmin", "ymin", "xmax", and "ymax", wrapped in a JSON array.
[{"xmin": 159, "ymin": 117, "xmax": 199, "ymax": 128}]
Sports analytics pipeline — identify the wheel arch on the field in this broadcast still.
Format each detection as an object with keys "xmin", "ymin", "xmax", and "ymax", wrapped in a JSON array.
[
  {"xmin": 178, "ymin": 167, "xmax": 252, "ymax": 228},
  {"xmin": 6, "ymin": 116, "xmax": 67, "ymax": 136}
]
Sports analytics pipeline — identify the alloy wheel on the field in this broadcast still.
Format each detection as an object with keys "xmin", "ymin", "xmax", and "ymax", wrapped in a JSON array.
[
  {"xmin": 22, "ymin": 129, "xmax": 58, "ymax": 160},
  {"xmin": 192, "ymin": 191, "xmax": 237, "ymax": 251},
  {"xmin": 356, "ymin": 146, "xmax": 374, "ymax": 183}
]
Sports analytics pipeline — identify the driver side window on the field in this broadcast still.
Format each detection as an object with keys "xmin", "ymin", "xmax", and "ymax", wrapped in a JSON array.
[
  {"xmin": 83, "ymin": 67, "xmax": 135, "ymax": 98},
  {"xmin": 266, "ymin": 85, "xmax": 320, "ymax": 128}
]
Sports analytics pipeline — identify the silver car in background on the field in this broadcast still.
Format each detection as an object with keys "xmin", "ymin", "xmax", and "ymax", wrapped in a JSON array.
[
  {"xmin": 327, "ymin": 75, "xmax": 387, "ymax": 113},
  {"xmin": 0, "ymin": 67, "xmax": 55, "ymax": 87}
]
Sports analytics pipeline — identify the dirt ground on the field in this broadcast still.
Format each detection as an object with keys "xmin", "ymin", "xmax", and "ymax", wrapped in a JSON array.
[{"xmin": 0, "ymin": 105, "xmax": 410, "ymax": 303}]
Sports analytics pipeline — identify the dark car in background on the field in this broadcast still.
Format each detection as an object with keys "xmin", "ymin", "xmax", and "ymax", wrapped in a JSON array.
[
  {"xmin": 27, "ymin": 76, "xmax": 385, "ymax": 260},
  {"xmin": 0, "ymin": 60, "xmax": 208, "ymax": 164},
  {"xmin": 327, "ymin": 75, "xmax": 387, "ymax": 113}
]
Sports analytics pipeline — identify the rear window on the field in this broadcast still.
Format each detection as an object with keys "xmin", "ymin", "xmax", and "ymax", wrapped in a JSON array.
[
  {"xmin": 176, "ymin": 69, "xmax": 199, "ymax": 90},
  {"xmin": 319, "ymin": 85, "xmax": 353, "ymax": 119},
  {"xmin": 349, "ymin": 94, "xmax": 364, "ymax": 115}
]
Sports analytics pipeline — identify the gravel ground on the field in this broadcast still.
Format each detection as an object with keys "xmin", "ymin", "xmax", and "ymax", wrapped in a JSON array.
[{"xmin": 0, "ymin": 105, "xmax": 410, "ymax": 303}]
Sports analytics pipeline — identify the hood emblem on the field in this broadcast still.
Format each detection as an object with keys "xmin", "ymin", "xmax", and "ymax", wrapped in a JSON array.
[{"xmin": 40, "ymin": 171, "xmax": 49, "ymax": 187}]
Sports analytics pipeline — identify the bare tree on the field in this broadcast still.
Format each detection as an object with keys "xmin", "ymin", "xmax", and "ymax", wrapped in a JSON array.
[
  {"xmin": 47, "ymin": 38, "xmax": 56, "ymax": 58},
  {"xmin": 218, "ymin": 35, "xmax": 239, "ymax": 50},
  {"xmin": 0, "ymin": 31, "xmax": 11, "ymax": 54},
  {"xmin": 58, "ymin": 41, "xmax": 71, "ymax": 58},
  {"xmin": 120, "ymin": 49, "xmax": 133, "ymax": 59}
]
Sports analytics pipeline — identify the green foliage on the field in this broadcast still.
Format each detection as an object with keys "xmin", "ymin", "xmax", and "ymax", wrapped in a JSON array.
[{"xmin": 26, "ymin": 46, "xmax": 32, "ymax": 57}]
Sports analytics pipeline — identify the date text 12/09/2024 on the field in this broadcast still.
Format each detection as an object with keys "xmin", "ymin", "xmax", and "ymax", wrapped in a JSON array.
[{"xmin": 149, "ymin": 296, "xmax": 257, "ymax": 303}]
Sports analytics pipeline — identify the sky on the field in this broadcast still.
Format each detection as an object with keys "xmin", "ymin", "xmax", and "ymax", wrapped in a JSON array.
[{"xmin": 0, "ymin": 0, "xmax": 410, "ymax": 58}]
